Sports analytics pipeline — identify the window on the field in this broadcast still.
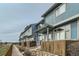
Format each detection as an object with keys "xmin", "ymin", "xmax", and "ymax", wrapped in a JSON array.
[
  {"xmin": 60, "ymin": 31, "xmax": 65, "ymax": 40},
  {"xmin": 65, "ymin": 24, "xmax": 71, "ymax": 39},
  {"xmin": 56, "ymin": 32, "xmax": 60, "ymax": 40},
  {"xmin": 49, "ymin": 34, "xmax": 52, "ymax": 40},
  {"xmin": 56, "ymin": 4, "xmax": 66, "ymax": 17}
]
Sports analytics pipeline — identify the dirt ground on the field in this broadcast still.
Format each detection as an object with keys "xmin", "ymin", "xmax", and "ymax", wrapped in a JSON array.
[{"xmin": 18, "ymin": 46, "xmax": 56, "ymax": 56}]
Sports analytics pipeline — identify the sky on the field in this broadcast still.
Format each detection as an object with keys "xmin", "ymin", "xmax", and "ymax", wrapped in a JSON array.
[{"xmin": 0, "ymin": 3, "xmax": 52, "ymax": 42}]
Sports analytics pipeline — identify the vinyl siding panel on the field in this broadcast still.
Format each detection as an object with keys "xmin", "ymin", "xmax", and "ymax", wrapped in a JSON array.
[
  {"xmin": 55, "ymin": 3, "xmax": 79, "ymax": 24},
  {"xmin": 45, "ymin": 10, "xmax": 55, "ymax": 26},
  {"xmin": 45, "ymin": 3, "xmax": 79, "ymax": 26},
  {"xmin": 71, "ymin": 21, "xmax": 77, "ymax": 39}
]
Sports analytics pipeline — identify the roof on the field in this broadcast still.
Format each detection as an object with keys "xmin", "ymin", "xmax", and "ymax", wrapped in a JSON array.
[{"xmin": 41, "ymin": 3, "xmax": 62, "ymax": 17}]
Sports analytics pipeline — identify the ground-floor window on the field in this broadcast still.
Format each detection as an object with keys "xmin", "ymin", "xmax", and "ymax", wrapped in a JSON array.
[
  {"xmin": 60, "ymin": 31, "xmax": 65, "ymax": 39},
  {"xmin": 53, "ymin": 20, "xmax": 77, "ymax": 40},
  {"xmin": 56, "ymin": 32, "xmax": 60, "ymax": 40},
  {"xmin": 54, "ymin": 27, "xmax": 65, "ymax": 40},
  {"xmin": 39, "ymin": 34, "xmax": 45, "ymax": 41},
  {"xmin": 49, "ymin": 34, "xmax": 52, "ymax": 40}
]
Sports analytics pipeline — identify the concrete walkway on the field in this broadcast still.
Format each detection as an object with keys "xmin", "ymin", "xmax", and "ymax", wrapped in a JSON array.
[{"xmin": 12, "ymin": 45, "xmax": 23, "ymax": 56}]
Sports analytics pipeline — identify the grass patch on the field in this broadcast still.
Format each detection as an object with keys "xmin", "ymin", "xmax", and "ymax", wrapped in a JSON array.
[{"xmin": 0, "ymin": 45, "xmax": 10, "ymax": 56}]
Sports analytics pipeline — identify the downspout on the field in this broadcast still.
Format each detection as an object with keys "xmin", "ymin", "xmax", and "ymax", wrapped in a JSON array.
[{"xmin": 47, "ymin": 27, "xmax": 49, "ymax": 41}]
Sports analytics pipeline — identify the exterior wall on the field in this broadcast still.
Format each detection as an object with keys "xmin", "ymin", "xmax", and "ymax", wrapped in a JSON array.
[
  {"xmin": 49, "ymin": 32, "xmax": 53, "ymax": 40},
  {"xmin": 53, "ymin": 26, "xmax": 66, "ymax": 40},
  {"xmin": 24, "ymin": 24, "xmax": 39, "ymax": 46},
  {"xmin": 45, "ymin": 3, "xmax": 79, "ymax": 26},
  {"xmin": 38, "ymin": 32, "xmax": 53, "ymax": 41},
  {"xmin": 65, "ymin": 24, "xmax": 71, "ymax": 40},
  {"xmin": 24, "ymin": 27, "xmax": 32, "ymax": 36},
  {"xmin": 32, "ymin": 24, "xmax": 38, "ymax": 41},
  {"xmin": 32, "ymin": 24, "xmax": 40, "ymax": 46},
  {"xmin": 43, "ymin": 3, "xmax": 79, "ymax": 40},
  {"xmin": 20, "ymin": 33, "xmax": 25, "ymax": 39},
  {"xmin": 55, "ymin": 3, "xmax": 79, "ymax": 24},
  {"xmin": 38, "ymin": 34, "xmax": 44, "ymax": 41},
  {"xmin": 52, "ymin": 20, "xmax": 78, "ymax": 40},
  {"xmin": 71, "ymin": 21, "xmax": 77, "ymax": 39},
  {"xmin": 21, "ymin": 24, "xmax": 38, "ymax": 41},
  {"xmin": 45, "ymin": 10, "xmax": 55, "ymax": 26},
  {"xmin": 37, "ymin": 23, "xmax": 45, "ymax": 30}
]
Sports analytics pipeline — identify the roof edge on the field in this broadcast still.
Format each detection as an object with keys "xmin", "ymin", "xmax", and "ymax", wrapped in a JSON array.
[{"xmin": 41, "ymin": 3, "xmax": 62, "ymax": 17}]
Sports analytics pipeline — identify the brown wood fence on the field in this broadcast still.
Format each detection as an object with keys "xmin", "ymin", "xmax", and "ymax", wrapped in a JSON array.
[
  {"xmin": 41, "ymin": 40, "xmax": 79, "ymax": 56},
  {"xmin": 21, "ymin": 41, "xmax": 36, "ymax": 47}
]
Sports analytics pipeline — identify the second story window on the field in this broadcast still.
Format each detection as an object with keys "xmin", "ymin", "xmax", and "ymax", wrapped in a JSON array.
[{"xmin": 56, "ymin": 4, "xmax": 66, "ymax": 17}]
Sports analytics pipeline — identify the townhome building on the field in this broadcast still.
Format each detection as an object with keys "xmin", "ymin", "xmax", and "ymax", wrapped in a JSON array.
[
  {"xmin": 19, "ymin": 24, "xmax": 39, "ymax": 47},
  {"xmin": 39, "ymin": 3, "xmax": 79, "ymax": 56},
  {"xmin": 19, "ymin": 3, "xmax": 79, "ymax": 56},
  {"xmin": 39, "ymin": 3, "xmax": 79, "ymax": 41},
  {"xmin": 36, "ymin": 19, "xmax": 53, "ymax": 41}
]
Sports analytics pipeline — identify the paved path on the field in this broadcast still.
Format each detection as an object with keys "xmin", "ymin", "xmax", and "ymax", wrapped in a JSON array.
[{"xmin": 12, "ymin": 45, "xmax": 23, "ymax": 56}]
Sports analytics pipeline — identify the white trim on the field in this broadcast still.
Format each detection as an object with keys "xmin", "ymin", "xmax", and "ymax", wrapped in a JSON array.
[
  {"xmin": 53, "ymin": 13, "xmax": 79, "ymax": 27},
  {"xmin": 56, "ymin": 4, "xmax": 66, "ymax": 17},
  {"xmin": 77, "ymin": 19, "xmax": 79, "ymax": 39}
]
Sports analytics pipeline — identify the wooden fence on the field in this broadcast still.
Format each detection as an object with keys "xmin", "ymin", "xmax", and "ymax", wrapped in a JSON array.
[
  {"xmin": 41, "ymin": 40, "xmax": 79, "ymax": 56},
  {"xmin": 21, "ymin": 41, "xmax": 36, "ymax": 47}
]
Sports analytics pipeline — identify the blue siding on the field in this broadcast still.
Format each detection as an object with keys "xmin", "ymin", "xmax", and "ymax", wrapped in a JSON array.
[
  {"xmin": 32, "ymin": 24, "xmax": 37, "ymax": 41},
  {"xmin": 45, "ymin": 10, "xmax": 55, "ymax": 26},
  {"xmin": 71, "ymin": 21, "xmax": 77, "ymax": 39},
  {"xmin": 32, "ymin": 24, "xmax": 39, "ymax": 46},
  {"xmin": 32, "ymin": 24, "xmax": 36, "ymax": 35},
  {"xmin": 45, "ymin": 3, "xmax": 79, "ymax": 26},
  {"xmin": 55, "ymin": 4, "xmax": 79, "ymax": 24}
]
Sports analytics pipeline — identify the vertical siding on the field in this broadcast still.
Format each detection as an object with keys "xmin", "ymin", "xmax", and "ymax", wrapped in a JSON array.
[
  {"xmin": 32, "ymin": 24, "xmax": 38, "ymax": 41},
  {"xmin": 45, "ymin": 10, "xmax": 55, "ymax": 26},
  {"xmin": 44, "ymin": 3, "xmax": 79, "ymax": 26},
  {"xmin": 32, "ymin": 24, "xmax": 40, "ymax": 46},
  {"xmin": 55, "ymin": 3, "xmax": 79, "ymax": 24},
  {"xmin": 44, "ymin": 3, "xmax": 79, "ymax": 40},
  {"xmin": 71, "ymin": 21, "xmax": 77, "ymax": 39}
]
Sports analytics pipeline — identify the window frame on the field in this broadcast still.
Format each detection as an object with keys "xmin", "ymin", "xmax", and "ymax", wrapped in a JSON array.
[{"xmin": 56, "ymin": 4, "xmax": 66, "ymax": 17}]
